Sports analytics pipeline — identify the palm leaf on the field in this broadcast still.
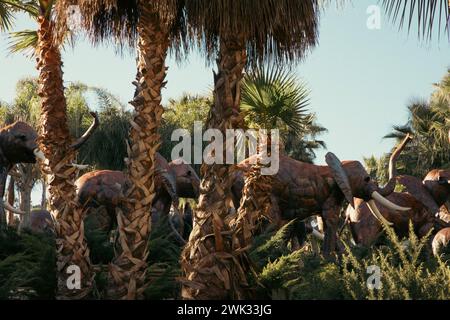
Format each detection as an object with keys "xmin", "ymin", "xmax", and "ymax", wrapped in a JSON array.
[
  {"xmin": 381, "ymin": 0, "xmax": 450, "ymax": 39},
  {"xmin": 7, "ymin": 29, "xmax": 38, "ymax": 57},
  {"xmin": 184, "ymin": 0, "xmax": 320, "ymax": 64}
]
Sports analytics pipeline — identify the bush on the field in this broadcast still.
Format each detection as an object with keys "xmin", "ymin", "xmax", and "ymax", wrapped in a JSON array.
[
  {"xmin": 252, "ymin": 222, "xmax": 450, "ymax": 300},
  {"xmin": 0, "ymin": 230, "xmax": 56, "ymax": 299}
]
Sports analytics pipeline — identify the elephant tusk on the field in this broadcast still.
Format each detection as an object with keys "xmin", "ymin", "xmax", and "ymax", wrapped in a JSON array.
[
  {"xmin": 367, "ymin": 200, "xmax": 393, "ymax": 226},
  {"xmin": 311, "ymin": 229, "xmax": 325, "ymax": 241},
  {"xmin": 33, "ymin": 149, "xmax": 46, "ymax": 161},
  {"xmin": 371, "ymin": 191, "xmax": 410, "ymax": 212},
  {"xmin": 71, "ymin": 163, "xmax": 89, "ymax": 170},
  {"xmin": 1, "ymin": 201, "xmax": 25, "ymax": 215}
]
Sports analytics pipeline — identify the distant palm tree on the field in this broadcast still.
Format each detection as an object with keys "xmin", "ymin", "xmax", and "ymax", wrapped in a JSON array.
[
  {"xmin": 241, "ymin": 66, "xmax": 327, "ymax": 163},
  {"xmin": 381, "ymin": 71, "xmax": 450, "ymax": 177},
  {"xmin": 241, "ymin": 66, "xmax": 312, "ymax": 134},
  {"xmin": 180, "ymin": 0, "xmax": 320, "ymax": 300}
]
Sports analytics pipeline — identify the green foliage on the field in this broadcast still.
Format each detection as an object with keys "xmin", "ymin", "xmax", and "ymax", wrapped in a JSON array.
[
  {"xmin": 145, "ymin": 216, "xmax": 182, "ymax": 300},
  {"xmin": 341, "ymin": 223, "xmax": 450, "ymax": 300},
  {"xmin": 0, "ymin": 229, "xmax": 56, "ymax": 300},
  {"xmin": 368, "ymin": 70, "xmax": 450, "ymax": 181},
  {"xmin": 241, "ymin": 66, "xmax": 327, "ymax": 163},
  {"xmin": 159, "ymin": 94, "xmax": 211, "ymax": 173},
  {"xmin": 79, "ymin": 104, "xmax": 131, "ymax": 171},
  {"xmin": 84, "ymin": 214, "xmax": 114, "ymax": 265},
  {"xmin": 251, "ymin": 221, "xmax": 450, "ymax": 300},
  {"xmin": 250, "ymin": 221, "xmax": 295, "ymax": 269}
]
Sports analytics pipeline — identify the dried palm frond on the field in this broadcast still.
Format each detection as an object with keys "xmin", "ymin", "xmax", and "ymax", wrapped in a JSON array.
[
  {"xmin": 184, "ymin": 0, "xmax": 320, "ymax": 65},
  {"xmin": 54, "ymin": 0, "xmax": 186, "ymax": 53}
]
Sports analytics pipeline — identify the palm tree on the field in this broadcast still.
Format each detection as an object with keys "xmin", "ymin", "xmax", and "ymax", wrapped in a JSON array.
[
  {"xmin": 54, "ymin": 0, "xmax": 186, "ymax": 299},
  {"xmin": 180, "ymin": 0, "xmax": 320, "ymax": 299},
  {"xmin": 241, "ymin": 66, "xmax": 327, "ymax": 163},
  {"xmin": 381, "ymin": 0, "xmax": 449, "ymax": 39},
  {"xmin": 0, "ymin": 0, "xmax": 99, "ymax": 299}
]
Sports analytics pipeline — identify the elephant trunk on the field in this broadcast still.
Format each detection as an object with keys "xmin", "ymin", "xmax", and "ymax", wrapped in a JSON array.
[{"xmin": 378, "ymin": 133, "xmax": 413, "ymax": 196}]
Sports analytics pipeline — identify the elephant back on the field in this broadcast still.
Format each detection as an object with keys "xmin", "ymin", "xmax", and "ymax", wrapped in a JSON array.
[
  {"xmin": 397, "ymin": 175, "xmax": 440, "ymax": 214},
  {"xmin": 75, "ymin": 170, "xmax": 129, "ymax": 209}
]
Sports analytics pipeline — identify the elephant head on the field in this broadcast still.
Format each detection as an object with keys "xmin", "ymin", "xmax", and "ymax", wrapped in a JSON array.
[
  {"xmin": 326, "ymin": 155, "xmax": 409, "ymax": 226},
  {"xmin": 423, "ymin": 169, "xmax": 450, "ymax": 209},
  {"xmin": 169, "ymin": 158, "xmax": 200, "ymax": 199},
  {"xmin": 0, "ymin": 122, "xmax": 46, "ymax": 218},
  {"xmin": 0, "ymin": 121, "xmax": 44, "ymax": 165},
  {"xmin": 327, "ymin": 134, "xmax": 412, "ymax": 226},
  {"xmin": 29, "ymin": 209, "xmax": 55, "ymax": 235}
]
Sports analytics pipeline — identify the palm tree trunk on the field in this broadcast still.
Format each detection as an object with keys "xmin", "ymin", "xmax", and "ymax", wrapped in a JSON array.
[
  {"xmin": 18, "ymin": 186, "xmax": 31, "ymax": 232},
  {"xmin": 107, "ymin": 7, "xmax": 169, "ymax": 300},
  {"xmin": 230, "ymin": 165, "xmax": 275, "ymax": 298},
  {"xmin": 181, "ymin": 35, "xmax": 247, "ymax": 300},
  {"xmin": 6, "ymin": 176, "xmax": 15, "ymax": 227},
  {"xmin": 17, "ymin": 164, "xmax": 34, "ymax": 232},
  {"xmin": 41, "ymin": 178, "xmax": 47, "ymax": 209},
  {"xmin": 36, "ymin": 16, "xmax": 93, "ymax": 299}
]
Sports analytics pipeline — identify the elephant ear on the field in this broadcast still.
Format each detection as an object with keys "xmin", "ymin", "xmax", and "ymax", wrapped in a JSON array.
[{"xmin": 325, "ymin": 152, "xmax": 354, "ymax": 208}]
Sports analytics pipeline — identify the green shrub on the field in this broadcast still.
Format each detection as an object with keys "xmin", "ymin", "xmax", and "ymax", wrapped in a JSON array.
[
  {"xmin": 0, "ymin": 231, "xmax": 56, "ymax": 299},
  {"xmin": 252, "ymin": 221, "xmax": 450, "ymax": 300}
]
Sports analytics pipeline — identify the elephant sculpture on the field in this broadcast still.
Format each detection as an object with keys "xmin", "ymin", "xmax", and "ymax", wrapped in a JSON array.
[
  {"xmin": 0, "ymin": 113, "xmax": 98, "ymax": 228},
  {"xmin": 75, "ymin": 153, "xmax": 200, "ymax": 240},
  {"xmin": 29, "ymin": 209, "xmax": 55, "ymax": 235},
  {"xmin": 432, "ymin": 227, "xmax": 450, "ymax": 257},
  {"xmin": 0, "ymin": 121, "xmax": 45, "ymax": 225},
  {"xmin": 231, "ymin": 146, "xmax": 409, "ymax": 257},
  {"xmin": 346, "ymin": 137, "xmax": 450, "ymax": 246}
]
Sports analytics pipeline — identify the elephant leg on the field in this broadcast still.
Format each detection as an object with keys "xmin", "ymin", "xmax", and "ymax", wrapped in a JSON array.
[
  {"xmin": 293, "ymin": 219, "xmax": 307, "ymax": 248},
  {"xmin": 0, "ymin": 167, "xmax": 10, "ymax": 228},
  {"xmin": 322, "ymin": 198, "xmax": 340, "ymax": 259}
]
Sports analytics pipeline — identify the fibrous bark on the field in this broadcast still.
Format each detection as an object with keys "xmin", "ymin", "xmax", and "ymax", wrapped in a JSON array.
[
  {"xmin": 180, "ymin": 36, "xmax": 247, "ymax": 300},
  {"xmin": 36, "ymin": 16, "xmax": 93, "ymax": 300},
  {"xmin": 107, "ymin": 7, "xmax": 169, "ymax": 300}
]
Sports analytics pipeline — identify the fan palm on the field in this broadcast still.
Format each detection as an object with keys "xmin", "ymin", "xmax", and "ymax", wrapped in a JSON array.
[
  {"xmin": 241, "ymin": 66, "xmax": 312, "ymax": 134},
  {"xmin": 240, "ymin": 66, "xmax": 327, "ymax": 163},
  {"xmin": 180, "ymin": 0, "xmax": 320, "ymax": 299},
  {"xmin": 381, "ymin": 0, "xmax": 449, "ymax": 39},
  {"xmin": 54, "ymin": 0, "xmax": 186, "ymax": 299}
]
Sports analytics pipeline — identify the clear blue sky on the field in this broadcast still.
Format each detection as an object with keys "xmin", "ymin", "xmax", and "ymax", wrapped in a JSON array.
[{"xmin": 1, "ymin": 1, "xmax": 449, "ymax": 168}]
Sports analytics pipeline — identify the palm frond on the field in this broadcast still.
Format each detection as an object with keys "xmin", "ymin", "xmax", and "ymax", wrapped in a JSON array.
[
  {"xmin": 185, "ymin": 0, "xmax": 320, "ymax": 65},
  {"xmin": 54, "ymin": 0, "xmax": 186, "ymax": 53},
  {"xmin": 0, "ymin": 1, "xmax": 15, "ymax": 31},
  {"xmin": 7, "ymin": 29, "xmax": 38, "ymax": 57},
  {"xmin": 241, "ymin": 65, "xmax": 311, "ymax": 134},
  {"xmin": 381, "ymin": 0, "xmax": 450, "ymax": 39}
]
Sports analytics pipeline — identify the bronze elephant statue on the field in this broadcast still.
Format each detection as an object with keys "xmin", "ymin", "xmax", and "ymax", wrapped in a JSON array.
[
  {"xmin": 231, "ymin": 146, "xmax": 408, "ymax": 257},
  {"xmin": 29, "ymin": 209, "xmax": 55, "ymax": 235},
  {"xmin": 432, "ymin": 227, "xmax": 450, "ymax": 257},
  {"xmin": 0, "ymin": 114, "xmax": 98, "ymax": 228},
  {"xmin": 0, "ymin": 121, "xmax": 44, "ymax": 226},
  {"xmin": 75, "ymin": 153, "xmax": 200, "ymax": 240},
  {"xmin": 347, "ymin": 135, "xmax": 450, "ymax": 247}
]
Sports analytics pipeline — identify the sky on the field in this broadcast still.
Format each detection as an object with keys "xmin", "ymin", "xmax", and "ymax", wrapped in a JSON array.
[{"xmin": 0, "ymin": 0, "xmax": 449, "ymax": 171}]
